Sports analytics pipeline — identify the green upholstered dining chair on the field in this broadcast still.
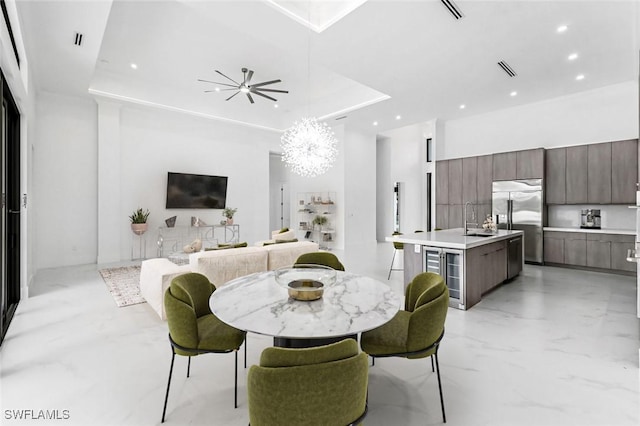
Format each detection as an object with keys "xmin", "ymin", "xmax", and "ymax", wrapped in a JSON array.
[
  {"xmin": 294, "ymin": 251, "xmax": 346, "ymax": 271},
  {"xmin": 247, "ymin": 339, "xmax": 368, "ymax": 426},
  {"xmin": 361, "ymin": 272, "xmax": 449, "ymax": 422},
  {"xmin": 387, "ymin": 231, "xmax": 404, "ymax": 280},
  {"xmin": 162, "ymin": 273, "xmax": 246, "ymax": 423}
]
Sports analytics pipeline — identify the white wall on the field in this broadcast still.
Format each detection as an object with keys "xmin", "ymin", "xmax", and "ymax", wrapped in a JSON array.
[
  {"xmin": 118, "ymin": 106, "xmax": 280, "ymax": 260},
  {"xmin": 33, "ymin": 93, "xmax": 282, "ymax": 267},
  {"xmin": 34, "ymin": 92, "xmax": 98, "ymax": 269},
  {"xmin": 441, "ymin": 81, "xmax": 638, "ymax": 159},
  {"xmin": 343, "ymin": 127, "xmax": 377, "ymax": 248}
]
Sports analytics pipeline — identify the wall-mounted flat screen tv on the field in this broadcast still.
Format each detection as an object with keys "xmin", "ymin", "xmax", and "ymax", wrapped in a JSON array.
[{"xmin": 166, "ymin": 172, "xmax": 228, "ymax": 209}]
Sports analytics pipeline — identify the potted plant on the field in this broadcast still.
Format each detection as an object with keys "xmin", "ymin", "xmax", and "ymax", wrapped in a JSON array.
[
  {"xmin": 222, "ymin": 207, "xmax": 237, "ymax": 225},
  {"xmin": 129, "ymin": 208, "xmax": 150, "ymax": 235},
  {"xmin": 312, "ymin": 215, "xmax": 328, "ymax": 230}
]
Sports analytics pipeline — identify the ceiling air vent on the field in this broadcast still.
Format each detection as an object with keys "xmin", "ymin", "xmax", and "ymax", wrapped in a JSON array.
[
  {"xmin": 74, "ymin": 32, "xmax": 83, "ymax": 47},
  {"xmin": 440, "ymin": 0, "xmax": 463, "ymax": 20},
  {"xmin": 497, "ymin": 60, "xmax": 517, "ymax": 77}
]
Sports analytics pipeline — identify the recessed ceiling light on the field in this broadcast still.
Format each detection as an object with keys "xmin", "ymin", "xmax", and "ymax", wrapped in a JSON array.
[
  {"xmin": 510, "ymin": 91, "xmax": 517, "ymax": 97},
  {"xmin": 576, "ymin": 74, "xmax": 585, "ymax": 81},
  {"xmin": 373, "ymin": 121, "xmax": 378, "ymax": 126},
  {"xmin": 214, "ymin": 87, "xmax": 220, "ymax": 92},
  {"xmin": 395, "ymin": 115, "xmax": 401, "ymax": 120},
  {"xmin": 274, "ymin": 104, "xmax": 278, "ymax": 108},
  {"xmin": 130, "ymin": 63, "xmax": 138, "ymax": 70},
  {"xmin": 459, "ymin": 104, "xmax": 466, "ymax": 109},
  {"xmin": 568, "ymin": 53, "xmax": 578, "ymax": 61},
  {"xmin": 557, "ymin": 25, "xmax": 568, "ymax": 33}
]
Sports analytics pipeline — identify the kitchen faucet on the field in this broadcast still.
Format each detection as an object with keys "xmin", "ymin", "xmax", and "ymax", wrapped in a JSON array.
[{"xmin": 464, "ymin": 201, "xmax": 476, "ymax": 236}]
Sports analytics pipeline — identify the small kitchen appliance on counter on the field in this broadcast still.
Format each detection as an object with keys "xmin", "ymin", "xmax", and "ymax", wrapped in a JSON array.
[{"xmin": 580, "ymin": 209, "xmax": 601, "ymax": 229}]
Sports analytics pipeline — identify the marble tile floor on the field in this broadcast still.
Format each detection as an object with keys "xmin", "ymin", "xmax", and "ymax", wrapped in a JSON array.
[{"xmin": 1, "ymin": 243, "xmax": 639, "ymax": 426}]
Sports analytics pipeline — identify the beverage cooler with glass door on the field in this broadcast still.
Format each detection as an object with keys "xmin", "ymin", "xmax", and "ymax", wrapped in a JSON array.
[{"xmin": 424, "ymin": 247, "xmax": 466, "ymax": 310}]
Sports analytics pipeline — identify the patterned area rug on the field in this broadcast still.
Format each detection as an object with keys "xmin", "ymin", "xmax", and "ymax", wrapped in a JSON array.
[{"xmin": 99, "ymin": 266, "xmax": 145, "ymax": 307}]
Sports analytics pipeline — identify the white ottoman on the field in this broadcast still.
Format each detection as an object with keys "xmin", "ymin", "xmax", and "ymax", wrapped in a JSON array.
[{"xmin": 140, "ymin": 258, "xmax": 191, "ymax": 320}]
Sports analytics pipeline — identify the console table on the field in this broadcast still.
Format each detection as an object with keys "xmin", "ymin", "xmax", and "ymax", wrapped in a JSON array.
[{"xmin": 157, "ymin": 224, "xmax": 240, "ymax": 257}]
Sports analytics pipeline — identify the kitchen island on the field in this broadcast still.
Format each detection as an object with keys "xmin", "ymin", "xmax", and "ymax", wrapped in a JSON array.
[{"xmin": 388, "ymin": 228, "xmax": 524, "ymax": 310}]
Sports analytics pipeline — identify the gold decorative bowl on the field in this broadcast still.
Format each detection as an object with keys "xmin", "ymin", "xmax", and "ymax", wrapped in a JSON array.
[
  {"xmin": 287, "ymin": 279, "xmax": 324, "ymax": 301},
  {"xmin": 274, "ymin": 265, "xmax": 337, "ymax": 301}
]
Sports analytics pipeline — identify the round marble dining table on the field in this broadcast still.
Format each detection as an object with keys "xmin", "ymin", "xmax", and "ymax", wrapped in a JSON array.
[{"xmin": 209, "ymin": 270, "xmax": 401, "ymax": 342}]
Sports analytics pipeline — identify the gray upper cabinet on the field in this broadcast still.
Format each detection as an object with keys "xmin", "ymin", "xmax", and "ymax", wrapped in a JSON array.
[
  {"xmin": 492, "ymin": 152, "xmax": 517, "ymax": 181},
  {"xmin": 516, "ymin": 148, "xmax": 544, "ymax": 179},
  {"xmin": 448, "ymin": 159, "xmax": 463, "ymax": 205},
  {"xmin": 587, "ymin": 142, "xmax": 612, "ymax": 204},
  {"xmin": 436, "ymin": 161, "xmax": 449, "ymax": 205},
  {"xmin": 477, "ymin": 155, "xmax": 493, "ymax": 204},
  {"xmin": 611, "ymin": 139, "xmax": 638, "ymax": 204},
  {"xmin": 566, "ymin": 145, "xmax": 588, "ymax": 204},
  {"xmin": 462, "ymin": 157, "xmax": 478, "ymax": 204},
  {"xmin": 448, "ymin": 204, "xmax": 463, "ymax": 229},
  {"xmin": 545, "ymin": 148, "xmax": 566, "ymax": 204}
]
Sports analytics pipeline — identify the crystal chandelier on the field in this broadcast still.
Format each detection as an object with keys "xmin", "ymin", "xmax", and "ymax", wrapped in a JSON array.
[{"xmin": 280, "ymin": 117, "xmax": 338, "ymax": 177}]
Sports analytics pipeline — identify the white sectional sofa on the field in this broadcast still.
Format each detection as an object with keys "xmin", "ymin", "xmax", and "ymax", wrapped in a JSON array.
[{"xmin": 140, "ymin": 240, "xmax": 319, "ymax": 319}]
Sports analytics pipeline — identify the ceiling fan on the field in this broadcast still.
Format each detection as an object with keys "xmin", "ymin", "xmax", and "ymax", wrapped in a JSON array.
[{"xmin": 198, "ymin": 68, "xmax": 288, "ymax": 104}]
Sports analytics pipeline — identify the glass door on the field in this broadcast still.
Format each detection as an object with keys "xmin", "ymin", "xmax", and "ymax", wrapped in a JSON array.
[{"xmin": 443, "ymin": 249, "xmax": 464, "ymax": 308}]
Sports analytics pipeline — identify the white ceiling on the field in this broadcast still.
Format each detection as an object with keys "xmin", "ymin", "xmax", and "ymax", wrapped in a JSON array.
[{"xmin": 15, "ymin": 0, "xmax": 640, "ymax": 133}]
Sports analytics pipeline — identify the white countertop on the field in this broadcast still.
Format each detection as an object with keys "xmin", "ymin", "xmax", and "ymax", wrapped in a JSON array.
[
  {"xmin": 544, "ymin": 227, "xmax": 635, "ymax": 235},
  {"xmin": 386, "ymin": 228, "xmax": 524, "ymax": 250}
]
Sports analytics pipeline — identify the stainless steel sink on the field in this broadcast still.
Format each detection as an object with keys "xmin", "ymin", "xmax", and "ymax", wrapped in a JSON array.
[{"xmin": 464, "ymin": 232, "xmax": 494, "ymax": 237}]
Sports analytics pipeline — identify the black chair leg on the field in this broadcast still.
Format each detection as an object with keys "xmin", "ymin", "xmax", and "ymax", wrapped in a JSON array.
[
  {"xmin": 434, "ymin": 352, "xmax": 446, "ymax": 423},
  {"xmin": 371, "ymin": 356, "xmax": 375, "ymax": 367},
  {"xmin": 431, "ymin": 355, "xmax": 435, "ymax": 372},
  {"xmin": 187, "ymin": 356, "xmax": 191, "ymax": 378},
  {"xmin": 244, "ymin": 336, "xmax": 247, "ymax": 369},
  {"xmin": 387, "ymin": 249, "xmax": 397, "ymax": 280},
  {"xmin": 234, "ymin": 350, "xmax": 238, "ymax": 408},
  {"xmin": 161, "ymin": 350, "xmax": 176, "ymax": 423}
]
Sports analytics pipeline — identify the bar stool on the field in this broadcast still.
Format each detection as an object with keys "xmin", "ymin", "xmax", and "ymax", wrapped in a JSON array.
[{"xmin": 387, "ymin": 231, "xmax": 404, "ymax": 280}]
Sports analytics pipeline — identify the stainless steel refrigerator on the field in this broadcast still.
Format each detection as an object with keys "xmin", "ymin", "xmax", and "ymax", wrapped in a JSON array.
[{"xmin": 492, "ymin": 179, "xmax": 543, "ymax": 263}]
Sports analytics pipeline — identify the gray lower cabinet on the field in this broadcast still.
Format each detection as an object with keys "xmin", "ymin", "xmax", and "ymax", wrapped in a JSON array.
[
  {"xmin": 403, "ymin": 243, "xmax": 423, "ymax": 290},
  {"xmin": 586, "ymin": 235, "xmax": 611, "ymax": 269},
  {"xmin": 610, "ymin": 234, "xmax": 637, "ymax": 272},
  {"xmin": 544, "ymin": 231, "xmax": 635, "ymax": 273},
  {"xmin": 543, "ymin": 234, "xmax": 564, "ymax": 264},
  {"xmin": 466, "ymin": 240, "xmax": 507, "ymax": 307}
]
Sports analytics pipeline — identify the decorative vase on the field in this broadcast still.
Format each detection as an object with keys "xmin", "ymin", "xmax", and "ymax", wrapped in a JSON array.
[
  {"xmin": 226, "ymin": 218, "xmax": 234, "ymax": 225},
  {"xmin": 131, "ymin": 223, "xmax": 148, "ymax": 235}
]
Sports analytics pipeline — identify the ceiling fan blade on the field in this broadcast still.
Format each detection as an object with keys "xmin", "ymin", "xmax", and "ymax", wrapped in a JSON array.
[
  {"xmin": 226, "ymin": 91, "xmax": 240, "ymax": 101},
  {"xmin": 252, "ymin": 91, "xmax": 277, "ymax": 102},
  {"xmin": 255, "ymin": 88, "xmax": 289, "ymax": 94},
  {"xmin": 250, "ymin": 79, "xmax": 282, "ymax": 88},
  {"xmin": 221, "ymin": 88, "xmax": 238, "ymax": 91},
  {"xmin": 197, "ymin": 79, "xmax": 237, "ymax": 88},
  {"xmin": 247, "ymin": 92, "xmax": 255, "ymax": 104},
  {"xmin": 215, "ymin": 70, "xmax": 241, "ymax": 86},
  {"xmin": 245, "ymin": 70, "xmax": 254, "ymax": 85}
]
